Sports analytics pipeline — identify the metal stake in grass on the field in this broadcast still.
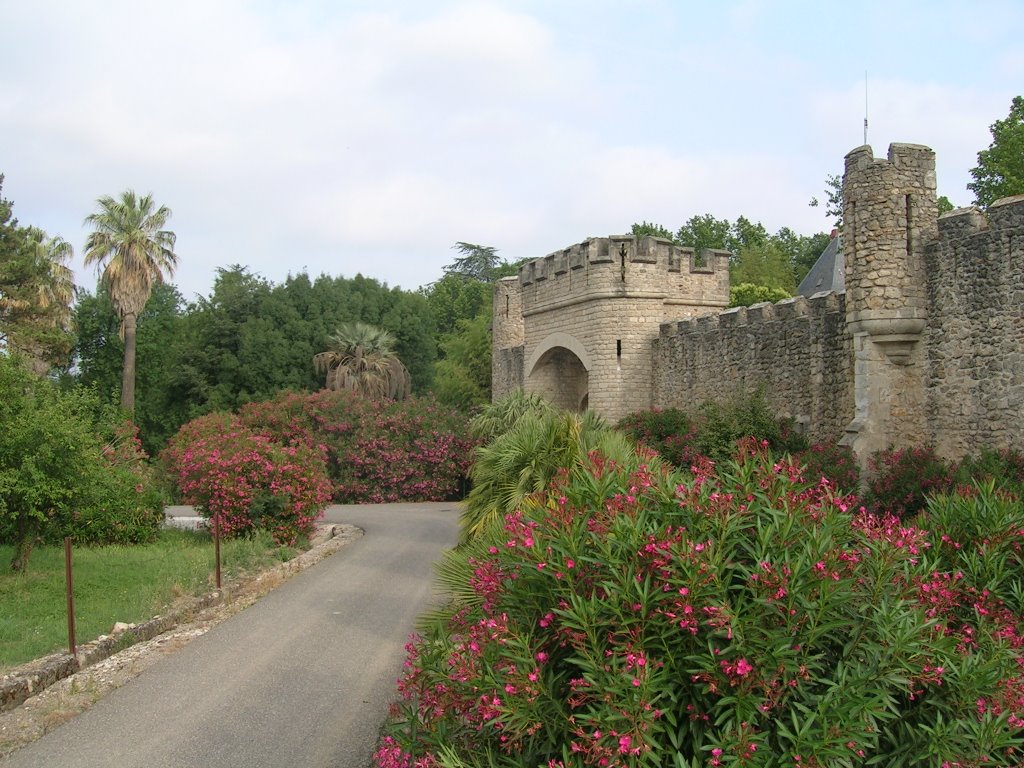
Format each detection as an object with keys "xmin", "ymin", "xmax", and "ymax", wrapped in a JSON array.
[
  {"xmin": 64, "ymin": 537, "xmax": 76, "ymax": 657},
  {"xmin": 214, "ymin": 513, "xmax": 222, "ymax": 589}
]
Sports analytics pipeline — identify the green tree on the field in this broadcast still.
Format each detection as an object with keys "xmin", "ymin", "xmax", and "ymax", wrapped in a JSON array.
[
  {"xmin": 0, "ymin": 179, "xmax": 76, "ymax": 370},
  {"xmin": 0, "ymin": 355, "xmax": 160, "ymax": 572},
  {"xmin": 809, "ymin": 173, "xmax": 843, "ymax": 226},
  {"xmin": 83, "ymin": 190, "xmax": 177, "ymax": 414},
  {"xmin": 730, "ymin": 240, "xmax": 795, "ymax": 292},
  {"xmin": 445, "ymin": 242, "xmax": 501, "ymax": 281},
  {"xmin": 313, "ymin": 321, "xmax": 411, "ymax": 400},
  {"xmin": 729, "ymin": 283, "xmax": 791, "ymax": 308},
  {"xmin": 968, "ymin": 96, "xmax": 1024, "ymax": 208},
  {"xmin": 630, "ymin": 221, "xmax": 676, "ymax": 241},
  {"xmin": 432, "ymin": 309, "xmax": 493, "ymax": 410},
  {"xmin": 675, "ymin": 213, "xmax": 732, "ymax": 254}
]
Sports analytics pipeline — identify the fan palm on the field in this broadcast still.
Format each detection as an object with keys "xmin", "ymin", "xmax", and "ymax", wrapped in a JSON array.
[
  {"xmin": 460, "ymin": 408, "xmax": 636, "ymax": 543},
  {"xmin": 83, "ymin": 191, "xmax": 176, "ymax": 413},
  {"xmin": 313, "ymin": 321, "xmax": 411, "ymax": 400}
]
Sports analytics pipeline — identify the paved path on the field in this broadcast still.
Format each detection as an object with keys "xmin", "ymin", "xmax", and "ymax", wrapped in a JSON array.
[{"xmin": 1, "ymin": 503, "xmax": 460, "ymax": 768}]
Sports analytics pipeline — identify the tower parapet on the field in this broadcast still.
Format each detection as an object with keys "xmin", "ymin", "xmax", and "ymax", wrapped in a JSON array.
[{"xmin": 492, "ymin": 234, "xmax": 730, "ymax": 422}]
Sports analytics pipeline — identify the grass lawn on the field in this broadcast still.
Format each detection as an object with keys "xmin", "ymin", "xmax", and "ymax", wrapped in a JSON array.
[{"xmin": 0, "ymin": 528, "xmax": 302, "ymax": 671}]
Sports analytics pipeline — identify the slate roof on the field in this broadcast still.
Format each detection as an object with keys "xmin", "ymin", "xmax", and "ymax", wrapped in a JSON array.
[{"xmin": 796, "ymin": 233, "xmax": 844, "ymax": 296}]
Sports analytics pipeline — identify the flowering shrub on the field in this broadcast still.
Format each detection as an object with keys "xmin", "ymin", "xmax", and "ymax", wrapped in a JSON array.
[
  {"xmin": 617, "ymin": 393, "xmax": 809, "ymax": 469},
  {"xmin": 237, "ymin": 389, "xmax": 473, "ymax": 503},
  {"xmin": 378, "ymin": 440, "xmax": 1024, "ymax": 767},
  {"xmin": 616, "ymin": 408, "xmax": 700, "ymax": 468},
  {"xmin": 792, "ymin": 440, "xmax": 860, "ymax": 493},
  {"xmin": 161, "ymin": 412, "xmax": 332, "ymax": 544},
  {"xmin": 865, "ymin": 445, "xmax": 955, "ymax": 518}
]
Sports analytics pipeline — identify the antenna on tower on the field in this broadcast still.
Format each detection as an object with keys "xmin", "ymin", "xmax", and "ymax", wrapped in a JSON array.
[{"xmin": 863, "ymin": 71, "xmax": 869, "ymax": 145}]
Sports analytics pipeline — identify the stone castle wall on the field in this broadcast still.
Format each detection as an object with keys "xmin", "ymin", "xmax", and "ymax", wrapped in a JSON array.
[
  {"xmin": 652, "ymin": 292, "xmax": 852, "ymax": 444},
  {"xmin": 493, "ymin": 143, "xmax": 1024, "ymax": 464},
  {"xmin": 924, "ymin": 195, "xmax": 1024, "ymax": 457}
]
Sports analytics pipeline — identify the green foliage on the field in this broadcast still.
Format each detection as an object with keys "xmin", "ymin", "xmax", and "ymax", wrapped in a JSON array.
[
  {"xmin": 461, "ymin": 404, "xmax": 631, "ymax": 543},
  {"xmin": 694, "ymin": 392, "xmax": 808, "ymax": 462},
  {"xmin": 968, "ymin": 95, "xmax": 1024, "ymax": 208},
  {"xmin": 72, "ymin": 282, "xmax": 194, "ymax": 454},
  {"xmin": 0, "ymin": 356, "xmax": 164, "ymax": 571},
  {"xmin": 728, "ymin": 283, "xmax": 791, "ymax": 308},
  {"xmin": 445, "ymin": 242, "xmax": 502, "ymax": 282},
  {"xmin": 618, "ymin": 401, "xmax": 858, "ymax": 494},
  {"xmin": 731, "ymin": 241, "xmax": 795, "ymax": 293},
  {"xmin": 937, "ymin": 195, "xmax": 955, "ymax": 214},
  {"xmin": 808, "ymin": 172, "xmax": 843, "ymax": 226},
  {"xmin": 469, "ymin": 390, "xmax": 555, "ymax": 443},
  {"xmin": 630, "ymin": 221, "xmax": 676, "ymax": 241},
  {"xmin": 70, "ymin": 266, "xmax": 441, "ymax": 453},
  {"xmin": 796, "ymin": 440, "xmax": 861, "ymax": 494},
  {"xmin": 380, "ymin": 443, "xmax": 1024, "ymax": 767},
  {"xmin": 0, "ymin": 178, "xmax": 76, "ymax": 371},
  {"xmin": 432, "ymin": 310, "xmax": 493, "ymax": 410},
  {"xmin": 954, "ymin": 447, "xmax": 1024, "ymax": 495},
  {"xmin": 632, "ymin": 214, "xmax": 828, "ymax": 288}
]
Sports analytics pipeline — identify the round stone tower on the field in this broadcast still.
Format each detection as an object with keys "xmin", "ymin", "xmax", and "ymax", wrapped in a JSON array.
[{"xmin": 842, "ymin": 143, "xmax": 939, "ymax": 461}]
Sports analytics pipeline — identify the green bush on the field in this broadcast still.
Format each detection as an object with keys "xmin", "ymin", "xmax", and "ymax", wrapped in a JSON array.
[
  {"xmin": 954, "ymin": 447, "xmax": 1024, "ymax": 496},
  {"xmin": 0, "ymin": 356, "xmax": 164, "ymax": 571},
  {"xmin": 378, "ymin": 441, "xmax": 1024, "ymax": 767}
]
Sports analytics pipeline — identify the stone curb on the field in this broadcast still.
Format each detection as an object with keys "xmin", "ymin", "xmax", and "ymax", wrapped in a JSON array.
[{"xmin": 0, "ymin": 523, "xmax": 362, "ymax": 713}]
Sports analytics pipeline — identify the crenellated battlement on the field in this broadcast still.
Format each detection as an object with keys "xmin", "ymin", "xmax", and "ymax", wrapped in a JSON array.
[
  {"xmin": 936, "ymin": 195, "xmax": 1024, "ymax": 242},
  {"xmin": 519, "ymin": 235, "xmax": 730, "ymax": 287},
  {"xmin": 659, "ymin": 290, "xmax": 844, "ymax": 338}
]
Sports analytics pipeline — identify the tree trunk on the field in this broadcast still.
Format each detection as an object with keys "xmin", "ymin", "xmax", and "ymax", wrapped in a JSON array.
[{"xmin": 121, "ymin": 312, "xmax": 137, "ymax": 414}]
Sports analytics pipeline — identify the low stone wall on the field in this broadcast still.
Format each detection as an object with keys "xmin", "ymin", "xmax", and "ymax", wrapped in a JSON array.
[{"xmin": 653, "ymin": 292, "xmax": 853, "ymax": 444}]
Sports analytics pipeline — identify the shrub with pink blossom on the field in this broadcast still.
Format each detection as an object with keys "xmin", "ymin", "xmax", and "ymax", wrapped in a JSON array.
[
  {"xmin": 237, "ymin": 389, "xmax": 473, "ymax": 503},
  {"xmin": 161, "ymin": 411, "xmax": 332, "ymax": 544},
  {"xmin": 378, "ymin": 440, "xmax": 1024, "ymax": 767}
]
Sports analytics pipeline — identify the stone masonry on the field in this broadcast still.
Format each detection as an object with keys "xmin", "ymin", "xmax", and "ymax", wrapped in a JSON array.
[
  {"xmin": 493, "ymin": 143, "xmax": 1024, "ymax": 465},
  {"xmin": 493, "ymin": 236, "xmax": 730, "ymax": 422}
]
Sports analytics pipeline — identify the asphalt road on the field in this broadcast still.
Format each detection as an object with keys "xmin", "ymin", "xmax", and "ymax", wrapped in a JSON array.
[{"xmin": 1, "ymin": 502, "xmax": 461, "ymax": 768}]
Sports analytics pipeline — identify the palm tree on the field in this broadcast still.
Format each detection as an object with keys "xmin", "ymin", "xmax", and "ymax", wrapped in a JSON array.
[
  {"xmin": 313, "ymin": 321, "xmax": 412, "ymax": 400},
  {"xmin": 83, "ymin": 191, "xmax": 177, "ymax": 413}
]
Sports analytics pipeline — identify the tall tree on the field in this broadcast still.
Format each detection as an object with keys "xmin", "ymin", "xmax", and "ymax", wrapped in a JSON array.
[
  {"xmin": 968, "ymin": 95, "xmax": 1024, "ymax": 208},
  {"xmin": 0, "ymin": 179, "xmax": 77, "ymax": 371},
  {"xmin": 444, "ymin": 242, "xmax": 501, "ymax": 281},
  {"xmin": 83, "ymin": 190, "xmax": 177, "ymax": 414}
]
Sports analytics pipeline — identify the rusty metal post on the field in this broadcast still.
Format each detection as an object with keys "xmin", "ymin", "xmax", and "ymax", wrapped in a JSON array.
[
  {"xmin": 64, "ymin": 537, "xmax": 76, "ymax": 657},
  {"xmin": 213, "ymin": 513, "xmax": 222, "ymax": 589}
]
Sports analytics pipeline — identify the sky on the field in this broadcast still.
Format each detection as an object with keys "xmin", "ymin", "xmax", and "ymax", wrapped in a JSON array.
[{"xmin": 2, "ymin": 0, "xmax": 1021, "ymax": 302}]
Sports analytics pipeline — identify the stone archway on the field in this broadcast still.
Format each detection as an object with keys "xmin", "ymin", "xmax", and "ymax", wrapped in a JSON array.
[{"xmin": 526, "ymin": 333, "xmax": 590, "ymax": 412}]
